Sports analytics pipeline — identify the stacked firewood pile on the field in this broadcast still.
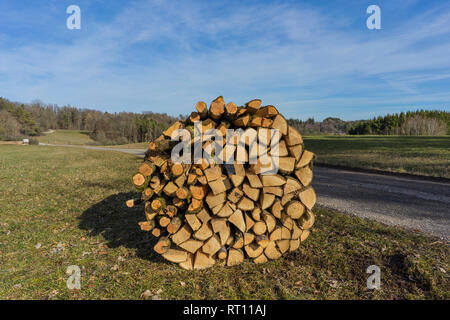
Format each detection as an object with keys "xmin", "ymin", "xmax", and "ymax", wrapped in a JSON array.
[{"xmin": 127, "ymin": 97, "xmax": 316, "ymax": 269}]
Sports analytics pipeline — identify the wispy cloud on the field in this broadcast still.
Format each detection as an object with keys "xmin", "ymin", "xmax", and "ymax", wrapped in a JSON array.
[{"xmin": 0, "ymin": 0, "xmax": 449, "ymax": 120}]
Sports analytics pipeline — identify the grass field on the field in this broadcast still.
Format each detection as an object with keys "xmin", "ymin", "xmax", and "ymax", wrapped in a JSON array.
[
  {"xmin": 37, "ymin": 130, "xmax": 95, "ymax": 145},
  {"xmin": 0, "ymin": 145, "xmax": 448, "ymax": 299},
  {"xmin": 304, "ymin": 135, "xmax": 450, "ymax": 178}
]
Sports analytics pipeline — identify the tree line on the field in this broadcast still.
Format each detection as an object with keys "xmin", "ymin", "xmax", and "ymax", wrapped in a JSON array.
[
  {"xmin": 0, "ymin": 96, "xmax": 448, "ymax": 144},
  {"xmin": 347, "ymin": 110, "xmax": 449, "ymax": 135},
  {"xmin": 288, "ymin": 110, "xmax": 449, "ymax": 136},
  {"xmin": 0, "ymin": 97, "xmax": 181, "ymax": 144}
]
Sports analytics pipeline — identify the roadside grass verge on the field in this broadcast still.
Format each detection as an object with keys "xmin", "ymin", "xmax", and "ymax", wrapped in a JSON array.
[
  {"xmin": 38, "ymin": 130, "xmax": 95, "ymax": 145},
  {"xmin": 0, "ymin": 145, "xmax": 448, "ymax": 299},
  {"xmin": 304, "ymin": 135, "xmax": 450, "ymax": 178}
]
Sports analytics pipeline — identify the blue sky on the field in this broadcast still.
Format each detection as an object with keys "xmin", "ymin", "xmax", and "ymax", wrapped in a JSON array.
[{"xmin": 0, "ymin": 0, "xmax": 449, "ymax": 120}]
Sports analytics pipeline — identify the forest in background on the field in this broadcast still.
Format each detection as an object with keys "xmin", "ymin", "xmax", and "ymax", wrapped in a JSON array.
[{"xmin": 0, "ymin": 96, "xmax": 448, "ymax": 144}]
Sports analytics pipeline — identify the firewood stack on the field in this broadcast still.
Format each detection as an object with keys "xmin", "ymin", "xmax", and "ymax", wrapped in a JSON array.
[{"xmin": 127, "ymin": 97, "xmax": 316, "ymax": 269}]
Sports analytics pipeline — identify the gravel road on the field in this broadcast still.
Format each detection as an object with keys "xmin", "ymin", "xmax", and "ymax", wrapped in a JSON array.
[{"xmin": 313, "ymin": 166, "xmax": 449, "ymax": 240}]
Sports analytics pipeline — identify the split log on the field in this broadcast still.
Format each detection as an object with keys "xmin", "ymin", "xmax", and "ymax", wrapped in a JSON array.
[
  {"xmin": 243, "ymin": 183, "xmax": 260, "ymax": 202},
  {"xmin": 254, "ymin": 253, "xmax": 268, "ymax": 264},
  {"xmin": 264, "ymin": 241, "xmax": 281, "ymax": 260},
  {"xmin": 194, "ymin": 251, "xmax": 216, "ymax": 269},
  {"xmin": 163, "ymin": 121, "xmax": 184, "ymax": 139},
  {"xmin": 233, "ymin": 114, "xmax": 250, "ymax": 128},
  {"xmin": 202, "ymin": 235, "xmax": 222, "ymax": 255},
  {"xmin": 260, "ymin": 174, "xmax": 286, "ymax": 187},
  {"xmin": 244, "ymin": 232, "xmax": 255, "ymax": 245},
  {"xmin": 247, "ymin": 173, "xmax": 263, "ymax": 188},
  {"xmin": 299, "ymin": 210, "xmax": 315, "ymax": 230},
  {"xmin": 179, "ymin": 253, "xmax": 195, "ymax": 270},
  {"xmin": 163, "ymin": 182, "xmax": 178, "ymax": 197},
  {"xmin": 204, "ymin": 166, "xmax": 222, "ymax": 182},
  {"xmin": 245, "ymin": 213, "xmax": 255, "ymax": 232},
  {"xmin": 271, "ymin": 200, "xmax": 283, "ymax": 219},
  {"xmin": 232, "ymin": 232, "xmax": 244, "ymax": 249},
  {"xmin": 284, "ymin": 177, "xmax": 302, "ymax": 194},
  {"xmin": 162, "ymin": 248, "xmax": 188, "ymax": 263},
  {"xmin": 185, "ymin": 214, "xmax": 202, "ymax": 231},
  {"xmin": 271, "ymin": 114, "xmax": 288, "ymax": 135},
  {"xmin": 295, "ymin": 165, "xmax": 313, "ymax": 187},
  {"xmin": 228, "ymin": 187, "xmax": 244, "ymax": 203},
  {"xmin": 251, "ymin": 207, "xmax": 262, "ymax": 221},
  {"xmin": 300, "ymin": 229, "xmax": 310, "ymax": 242},
  {"xmin": 246, "ymin": 99, "xmax": 261, "ymax": 114},
  {"xmin": 276, "ymin": 239, "xmax": 290, "ymax": 254},
  {"xmin": 255, "ymin": 105, "xmax": 278, "ymax": 118},
  {"xmin": 172, "ymin": 224, "xmax": 192, "ymax": 245},
  {"xmin": 194, "ymin": 222, "xmax": 213, "ymax": 241},
  {"xmin": 262, "ymin": 211, "xmax": 277, "ymax": 233},
  {"xmin": 227, "ymin": 248, "xmax": 244, "ymax": 266},
  {"xmin": 284, "ymin": 126, "xmax": 303, "ymax": 146},
  {"xmin": 260, "ymin": 193, "xmax": 275, "ymax": 210},
  {"xmin": 278, "ymin": 157, "xmax": 296, "ymax": 174},
  {"xmin": 288, "ymin": 144, "xmax": 303, "ymax": 161},
  {"xmin": 154, "ymin": 237, "xmax": 171, "ymax": 254},
  {"xmin": 296, "ymin": 150, "xmax": 315, "ymax": 168},
  {"xmin": 179, "ymin": 239, "xmax": 204, "ymax": 254},
  {"xmin": 228, "ymin": 209, "xmax": 246, "ymax": 233},
  {"xmin": 289, "ymin": 238, "xmax": 300, "ymax": 252},
  {"xmin": 197, "ymin": 208, "xmax": 211, "ymax": 224},
  {"xmin": 244, "ymin": 243, "xmax": 263, "ymax": 258},
  {"xmin": 237, "ymin": 197, "xmax": 255, "ymax": 211},
  {"xmin": 299, "ymin": 186, "xmax": 317, "ymax": 210},
  {"xmin": 263, "ymin": 186, "xmax": 283, "ymax": 197}
]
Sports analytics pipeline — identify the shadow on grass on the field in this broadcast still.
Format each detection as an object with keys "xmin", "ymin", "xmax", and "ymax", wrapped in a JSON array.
[{"xmin": 78, "ymin": 192, "xmax": 167, "ymax": 263}]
